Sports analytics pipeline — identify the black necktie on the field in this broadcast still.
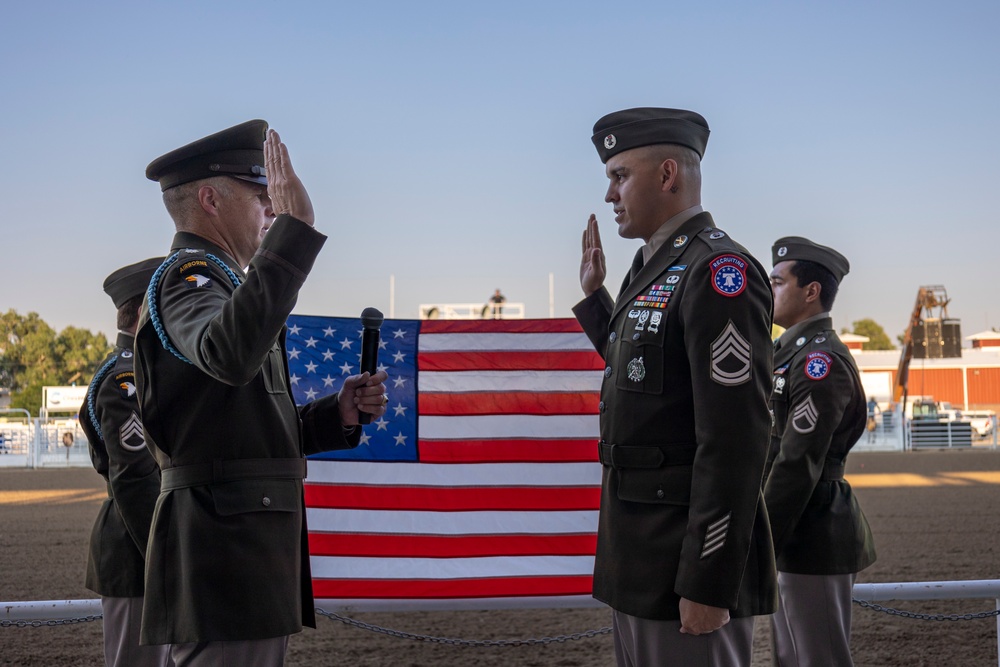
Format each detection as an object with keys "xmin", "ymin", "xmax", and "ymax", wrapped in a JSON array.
[{"xmin": 630, "ymin": 247, "xmax": 645, "ymax": 281}]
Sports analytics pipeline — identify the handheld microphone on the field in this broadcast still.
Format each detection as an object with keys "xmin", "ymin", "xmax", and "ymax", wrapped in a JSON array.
[{"xmin": 358, "ymin": 307, "xmax": 384, "ymax": 425}]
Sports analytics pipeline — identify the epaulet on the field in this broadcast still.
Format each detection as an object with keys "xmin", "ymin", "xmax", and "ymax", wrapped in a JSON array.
[
  {"xmin": 146, "ymin": 250, "xmax": 243, "ymax": 365},
  {"xmin": 85, "ymin": 354, "xmax": 120, "ymax": 442},
  {"xmin": 697, "ymin": 227, "xmax": 740, "ymax": 252}
]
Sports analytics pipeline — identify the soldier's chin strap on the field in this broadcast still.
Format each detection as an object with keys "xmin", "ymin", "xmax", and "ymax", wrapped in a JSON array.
[{"xmin": 146, "ymin": 251, "xmax": 242, "ymax": 365}]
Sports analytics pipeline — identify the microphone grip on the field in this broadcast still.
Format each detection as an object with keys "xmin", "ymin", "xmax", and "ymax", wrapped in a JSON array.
[{"xmin": 357, "ymin": 307, "xmax": 384, "ymax": 426}]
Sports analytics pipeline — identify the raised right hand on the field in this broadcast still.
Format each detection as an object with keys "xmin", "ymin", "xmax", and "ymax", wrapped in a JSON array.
[
  {"xmin": 265, "ymin": 129, "xmax": 315, "ymax": 226},
  {"xmin": 580, "ymin": 214, "xmax": 606, "ymax": 297}
]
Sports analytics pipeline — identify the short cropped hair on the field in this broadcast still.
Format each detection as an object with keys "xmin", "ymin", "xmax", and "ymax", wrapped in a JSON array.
[
  {"xmin": 116, "ymin": 294, "xmax": 145, "ymax": 331},
  {"xmin": 788, "ymin": 259, "xmax": 839, "ymax": 311},
  {"xmin": 162, "ymin": 176, "xmax": 237, "ymax": 226}
]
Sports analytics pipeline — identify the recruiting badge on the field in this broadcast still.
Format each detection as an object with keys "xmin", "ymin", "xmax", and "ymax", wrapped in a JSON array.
[
  {"xmin": 804, "ymin": 351, "xmax": 833, "ymax": 380},
  {"xmin": 709, "ymin": 254, "xmax": 747, "ymax": 297}
]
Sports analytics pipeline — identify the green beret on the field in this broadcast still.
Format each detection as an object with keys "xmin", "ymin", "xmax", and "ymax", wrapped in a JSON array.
[
  {"xmin": 592, "ymin": 107, "xmax": 710, "ymax": 164},
  {"xmin": 146, "ymin": 119, "xmax": 268, "ymax": 192},
  {"xmin": 772, "ymin": 236, "xmax": 850, "ymax": 284},
  {"xmin": 103, "ymin": 257, "xmax": 164, "ymax": 308}
]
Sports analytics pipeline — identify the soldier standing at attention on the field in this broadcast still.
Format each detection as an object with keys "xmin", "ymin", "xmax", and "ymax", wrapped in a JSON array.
[
  {"xmin": 765, "ymin": 237, "xmax": 877, "ymax": 666},
  {"xmin": 80, "ymin": 257, "xmax": 173, "ymax": 667},
  {"xmin": 135, "ymin": 120, "xmax": 389, "ymax": 666},
  {"xmin": 573, "ymin": 107, "xmax": 777, "ymax": 666}
]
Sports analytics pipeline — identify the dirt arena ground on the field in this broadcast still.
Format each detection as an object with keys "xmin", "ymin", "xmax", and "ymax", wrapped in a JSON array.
[{"xmin": 2, "ymin": 449, "xmax": 999, "ymax": 666}]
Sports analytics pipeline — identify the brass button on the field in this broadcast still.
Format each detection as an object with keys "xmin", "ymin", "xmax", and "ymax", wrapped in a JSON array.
[
  {"xmin": 599, "ymin": 401, "xmax": 606, "ymax": 412},
  {"xmin": 656, "ymin": 489, "xmax": 665, "ymax": 499},
  {"xmin": 604, "ymin": 366, "xmax": 612, "ymax": 378},
  {"xmin": 262, "ymin": 496, "xmax": 271, "ymax": 507},
  {"xmin": 609, "ymin": 331, "xmax": 617, "ymax": 343}
]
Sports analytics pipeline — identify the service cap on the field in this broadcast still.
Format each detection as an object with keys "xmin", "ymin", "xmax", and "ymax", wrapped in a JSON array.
[
  {"xmin": 145, "ymin": 119, "xmax": 268, "ymax": 191},
  {"xmin": 592, "ymin": 107, "xmax": 710, "ymax": 163},
  {"xmin": 772, "ymin": 236, "xmax": 850, "ymax": 284},
  {"xmin": 103, "ymin": 257, "xmax": 164, "ymax": 308}
]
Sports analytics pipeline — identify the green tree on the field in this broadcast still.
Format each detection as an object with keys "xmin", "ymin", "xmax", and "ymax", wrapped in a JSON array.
[
  {"xmin": 843, "ymin": 318, "xmax": 895, "ymax": 350},
  {"xmin": 0, "ymin": 310, "xmax": 110, "ymax": 415}
]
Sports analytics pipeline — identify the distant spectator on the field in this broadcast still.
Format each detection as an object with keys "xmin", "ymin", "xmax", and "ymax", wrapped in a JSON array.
[{"xmin": 488, "ymin": 288, "xmax": 506, "ymax": 319}]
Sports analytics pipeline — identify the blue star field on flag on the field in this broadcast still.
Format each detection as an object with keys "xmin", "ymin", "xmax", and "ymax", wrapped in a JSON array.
[{"xmin": 285, "ymin": 315, "xmax": 420, "ymax": 462}]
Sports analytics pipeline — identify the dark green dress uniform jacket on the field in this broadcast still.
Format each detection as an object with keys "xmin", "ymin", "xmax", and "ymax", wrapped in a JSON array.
[
  {"xmin": 134, "ymin": 215, "xmax": 360, "ymax": 645},
  {"xmin": 573, "ymin": 212, "xmax": 778, "ymax": 621},
  {"xmin": 765, "ymin": 317, "xmax": 877, "ymax": 574},
  {"xmin": 81, "ymin": 332, "xmax": 161, "ymax": 598}
]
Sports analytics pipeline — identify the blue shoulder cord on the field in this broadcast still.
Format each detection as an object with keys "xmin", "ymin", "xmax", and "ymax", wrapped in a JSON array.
[
  {"xmin": 86, "ymin": 355, "xmax": 119, "ymax": 442},
  {"xmin": 146, "ymin": 252, "xmax": 243, "ymax": 365}
]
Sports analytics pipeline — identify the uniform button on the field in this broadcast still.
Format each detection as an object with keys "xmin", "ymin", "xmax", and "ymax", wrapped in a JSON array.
[
  {"xmin": 262, "ymin": 496, "xmax": 271, "ymax": 507},
  {"xmin": 604, "ymin": 366, "xmax": 612, "ymax": 378},
  {"xmin": 632, "ymin": 333, "xmax": 640, "ymax": 340},
  {"xmin": 656, "ymin": 489, "xmax": 665, "ymax": 499},
  {"xmin": 599, "ymin": 401, "xmax": 605, "ymax": 412},
  {"xmin": 609, "ymin": 331, "xmax": 617, "ymax": 343}
]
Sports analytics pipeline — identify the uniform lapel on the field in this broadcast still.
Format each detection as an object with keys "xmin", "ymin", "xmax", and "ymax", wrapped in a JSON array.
[{"xmin": 612, "ymin": 212, "xmax": 716, "ymax": 321}]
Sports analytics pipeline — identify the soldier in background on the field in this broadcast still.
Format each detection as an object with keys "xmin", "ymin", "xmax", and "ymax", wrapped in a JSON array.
[
  {"xmin": 80, "ymin": 257, "xmax": 172, "ymax": 667},
  {"xmin": 766, "ymin": 236, "xmax": 877, "ymax": 666}
]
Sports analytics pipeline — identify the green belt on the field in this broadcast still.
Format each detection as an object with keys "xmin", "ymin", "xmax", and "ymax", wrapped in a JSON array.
[
  {"xmin": 598, "ymin": 442, "xmax": 697, "ymax": 469},
  {"xmin": 161, "ymin": 458, "xmax": 307, "ymax": 491}
]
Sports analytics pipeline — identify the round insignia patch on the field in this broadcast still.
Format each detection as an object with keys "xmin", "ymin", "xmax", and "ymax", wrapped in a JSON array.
[
  {"xmin": 804, "ymin": 351, "xmax": 833, "ymax": 380},
  {"xmin": 709, "ymin": 254, "xmax": 747, "ymax": 297},
  {"xmin": 777, "ymin": 246, "xmax": 787, "ymax": 257},
  {"xmin": 673, "ymin": 235, "xmax": 688, "ymax": 248},
  {"xmin": 796, "ymin": 337, "xmax": 807, "ymax": 347},
  {"xmin": 627, "ymin": 356, "xmax": 646, "ymax": 382},
  {"xmin": 604, "ymin": 134, "xmax": 617, "ymax": 150},
  {"xmin": 709, "ymin": 231, "xmax": 726, "ymax": 239}
]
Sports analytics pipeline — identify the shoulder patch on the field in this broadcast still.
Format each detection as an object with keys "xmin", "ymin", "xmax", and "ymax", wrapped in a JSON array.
[
  {"xmin": 804, "ymin": 351, "xmax": 833, "ymax": 380},
  {"xmin": 114, "ymin": 371, "xmax": 136, "ymax": 399},
  {"xmin": 710, "ymin": 254, "xmax": 747, "ymax": 297},
  {"xmin": 179, "ymin": 255, "xmax": 212, "ymax": 289}
]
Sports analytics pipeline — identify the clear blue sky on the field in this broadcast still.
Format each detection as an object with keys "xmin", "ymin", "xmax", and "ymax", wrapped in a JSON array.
[{"xmin": 3, "ymin": 0, "xmax": 998, "ymax": 343}]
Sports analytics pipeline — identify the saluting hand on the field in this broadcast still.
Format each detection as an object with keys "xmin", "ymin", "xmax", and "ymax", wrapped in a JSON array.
[
  {"xmin": 579, "ymin": 214, "xmax": 606, "ymax": 297},
  {"xmin": 265, "ymin": 129, "xmax": 315, "ymax": 226}
]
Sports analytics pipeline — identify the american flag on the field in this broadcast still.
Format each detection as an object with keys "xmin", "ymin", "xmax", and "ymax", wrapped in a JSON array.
[{"xmin": 285, "ymin": 315, "xmax": 605, "ymax": 610}]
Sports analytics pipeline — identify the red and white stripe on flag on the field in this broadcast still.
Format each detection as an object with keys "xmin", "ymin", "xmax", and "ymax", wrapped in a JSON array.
[{"xmin": 300, "ymin": 318, "xmax": 604, "ymax": 609}]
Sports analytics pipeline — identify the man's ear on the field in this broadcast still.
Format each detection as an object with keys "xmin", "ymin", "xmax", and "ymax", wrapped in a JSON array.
[
  {"xmin": 197, "ymin": 184, "xmax": 221, "ymax": 216},
  {"xmin": 660, "ymin": 158, "xmax": 679, "ymax": 193},
  {"xmin": 805, "ymin": 281, "xmax": 823, "ymax": 305}
]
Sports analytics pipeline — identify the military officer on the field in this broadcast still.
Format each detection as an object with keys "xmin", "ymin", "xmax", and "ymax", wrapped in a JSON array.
[
  {"xmin": 766, "ymin": 236, "xmax": 877, "ymax": 666},
  {"xmin": 574, "ymin": 107, "xmax": 777, "ymax": 666},
  {"xmin": 135, "ymin": 120, "xmax": 389, "ymax": 665},
  {"xmin": 80, "ymin": 257, "xmax": 172, "ymax": 667}
]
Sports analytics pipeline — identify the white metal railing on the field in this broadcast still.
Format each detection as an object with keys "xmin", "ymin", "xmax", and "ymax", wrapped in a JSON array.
[
  {"xmin": 418, "ymin": 302, "xmax": 525, "ymax": 320},
  {"xmin": 0, "ymin": 416, "xmax": 90, "ymax": 468}
]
